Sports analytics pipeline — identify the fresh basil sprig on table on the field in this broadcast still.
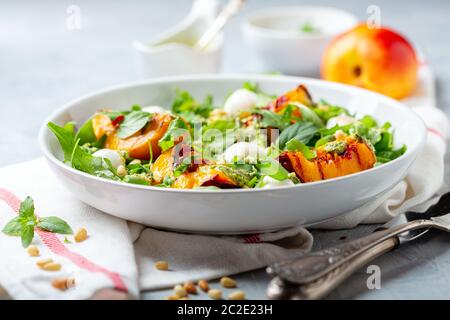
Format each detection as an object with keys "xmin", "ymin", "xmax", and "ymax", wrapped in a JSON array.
[{"xmin": 2, "ymin": 196, "xmax": 73, "ymax": 248}]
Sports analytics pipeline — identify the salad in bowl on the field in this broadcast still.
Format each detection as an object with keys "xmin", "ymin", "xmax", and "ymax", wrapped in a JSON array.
[{"xmin": 47, "ymin": 83, "xmax": 405, "ymax": 190}]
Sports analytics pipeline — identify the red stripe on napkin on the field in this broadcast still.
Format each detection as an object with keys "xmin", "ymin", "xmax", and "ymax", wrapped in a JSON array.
[
  {"xmin": 244, "ymin": 234, "xmax": 260, "ymax": 243},
  {"xmin": 0, "ymin": 188, "xmax": 128, "ymax": 293},
  {"xmin": 428, "ymin": 127, "xmax": 446, "ymax": 141}
]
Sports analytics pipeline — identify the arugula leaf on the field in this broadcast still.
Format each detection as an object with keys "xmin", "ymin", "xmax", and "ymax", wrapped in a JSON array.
[
  {"xmin": 314, "ymin": 100, "xmax": 349, "ymax": 122},
  {"xmin": 360, "ymin": 115, "xmax": 378, "ymax": 129},
  {"xmin": 75, "ymin": 118, "xmax": 97, "ymax": 145},
  {"xmin": 285, "ymin": 139, "xmax": 316, "ymax": 159},
  {"xmin": 172, "ymin": 90, "xmax": 214, "ymax": 118},
  {"xmin": 48, "ymin": 122, "xmax": 118, "ymax": 179},
  {"xmin": 257, "ymin": 158, "xmax": 289, "ymax": 181},
  {"xmin": 48, "ymin": 122, "xmax": 76, "ymax": 162},
  {"xmin": 376, "ymin": 145, "xmax": 407, "ymax": 163},
  {"xmin": 37, "ymin": 216, "xmax": 73, "ymax": 235},
  {"xmin": 278, "ymin": 122, "xmax": 318, "ymax": 149},
  {"xmin": 290, "ymin": 103, "xmax": 324, "ymax": 128},
  {"xmin": 205, "ymin": 119, "xmax": 236, "ymax": 132},
  {"xmin": 315, "ymin": 135, "xmax": 335, "ymax": 148},
  {"xmin": 374, "ymin": 131, "xmax": 393, "ymax": 152},
  {"xmin": 116, "ymin": 111, "xmax": 150, "ymax": 139},
  {"xmin": 242, "ymin": 82, "xmax": 275, "ymax": 107},
  {"xmin": 126, "ymin": 162, "xmax": 150, "ymax": 175},
  {"xmin": 123, "ymin": 175, "xmax": 151, "ymax": 186},
  {"xmin": 158, "ymin": 117, "xmax": 189, "ymax": 152},
  {"xmin": 253, "ymin": 109, "xmax": 290, "ymax": 130}
]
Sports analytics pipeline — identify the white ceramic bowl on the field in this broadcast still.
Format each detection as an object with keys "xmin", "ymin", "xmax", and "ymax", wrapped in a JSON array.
[
  {"xmin": 243, "ymin": 6, "xmax": 358, "ymax": 76},
  {"xmin": 39, "ymin": 75, "xmax": 425, "ymax": 234}
]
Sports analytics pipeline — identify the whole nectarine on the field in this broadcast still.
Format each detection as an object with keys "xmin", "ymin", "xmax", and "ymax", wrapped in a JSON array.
[{"xmin": 321, "ymin": 24, "xmax": 418, "ymax": 99}]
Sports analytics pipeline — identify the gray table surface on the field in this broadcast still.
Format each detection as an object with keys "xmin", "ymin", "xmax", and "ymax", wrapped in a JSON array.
[{"xmin": 1, "ymin": 0, "xmax": 450, "ymax": 300}]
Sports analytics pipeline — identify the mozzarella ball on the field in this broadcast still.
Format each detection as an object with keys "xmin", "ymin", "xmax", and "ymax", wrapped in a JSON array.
[
  {"xmin": 141, "ymin": 105, "xmax": 168, "ymax": 114},
  {"xmin": 93, "ymin": 149, "xmax": 125, "ymax": 169},
  {"xmin": 260, "ymin": 176, "xmax": 294, "ymax": 189},
  {"xmin": 326, "ymin": 115, "xmax": 356, "ymax": 128},
  {"xmin": 224, "ymin": 89, "xmax": 258, "ymax": 115},
  {"xmin": 223, "ymin": 142, "xmax": 266, "ymax": 163}
]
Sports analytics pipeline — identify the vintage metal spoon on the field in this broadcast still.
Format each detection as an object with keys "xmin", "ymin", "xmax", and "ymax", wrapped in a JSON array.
[{"xmin": 267, "ymin": 192, "xmax": 450, "ymax": 299}]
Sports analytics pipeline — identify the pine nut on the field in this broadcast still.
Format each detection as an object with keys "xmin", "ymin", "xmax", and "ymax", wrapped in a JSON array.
[
  {"xmin": 208, "ymin": 289, "xmax": 222, "ymax": 300},
  {"xmin": 154, "ymin": 261, "xmax": 169, "ymax": 271},
  {"xmin": 184, "ymin": 282, "xmax": 197, "ymax": 294},
  {"xmin": 174, "ymin": 284, "xmax": 187, "ymax": 298},
  {"xmin": 129, "ymin": 159, "xmax": 141, "ymax": 165},
  {"xmin": 228, "ymin": 290, "xmax": 246, "ymax": 300},
  {"xmin": 52, "ymin": 277, "xmax": 76, "ymax": 291},
  {"xmin": 167, "ymin": 295, "xmax": 179, "ymax": 300},
  {"xmin": 27, "ymin": 245, "xmax": 39, "ymax": 257},
  {"xmin": 179, "ymin": 297, "xmax": 189, "ymax": 300},
  {"xmin": 198, "ymin": 279, "xmax": 209, "ymax": 292},
  {"xmin": 220, "ymin": 276, "xmax": 236, "ymax": 288},
  {"xmin": 117, "ymin": 165, "xmax": 127, "ymax": 177},
  {"xmin": 36, "ymin": 258, "xmax": 53, "ymax": 268},
  {"xmin": 74, "ymin": 228, "xmax": 88, "ymax": 242},
  {"xmin": 41, "ymin": 262, "xmax": 62, "ymax": 271}
]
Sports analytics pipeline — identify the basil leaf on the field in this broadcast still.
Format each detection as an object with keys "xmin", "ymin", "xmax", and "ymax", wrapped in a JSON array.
[
  {"xmin": 285, "ymin": 139, "xmax": 316, "ymax": 159},
  {"xmin": 21, "ymin": 224, "xmax": 34, "ymax": 248},
  {"xmin": 19, "ymin": 196, "xmax": 35, "ymax": 219},
  {"xmin": 278, "ymin": 122, "xmax": 318, "ymax": 149},
  {"xmin": 37, "ymin": 216, "xmax": 73, "ymax": 235},
  {"xmin": 116, "ymin": 111, "xmax": 150, "ymax": 139},
  {"xmin": 2, "ymin": 216, "xmax": 22, "ymax": 236},
  {"xmin": 315, "ymin": 135, "xmax": 335, "ymax": 148}
]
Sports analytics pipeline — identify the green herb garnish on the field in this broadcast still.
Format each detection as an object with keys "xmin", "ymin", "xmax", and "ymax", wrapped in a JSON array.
[{"xmin": 2, "ymin": 197, "xmax": 73, "ymax": 248}]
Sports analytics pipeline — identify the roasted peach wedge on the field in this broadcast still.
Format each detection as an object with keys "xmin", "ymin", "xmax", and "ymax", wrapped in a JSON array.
[
  {"xmin": 279, "ymin": 136, "xmax": 376, "ymax": 183},
  {"xmin": 92, "ymin": 112, "xmax": 173, "ymax": 160}
]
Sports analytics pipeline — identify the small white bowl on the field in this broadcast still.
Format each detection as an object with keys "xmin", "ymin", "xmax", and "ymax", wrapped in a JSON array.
[
  {"xmin": 243, "ymin": 6, "xmax": 358, "ymax": 76},
  {"xmin": 133, "ymin": 0, "xmax": 223, "ymax": 78}
]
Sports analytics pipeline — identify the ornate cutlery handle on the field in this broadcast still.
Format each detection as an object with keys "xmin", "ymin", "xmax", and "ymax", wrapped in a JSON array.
[
  {"xmin": 267, "ymin": 219, "xmax": 436, "ymax": 285},
  {"xmin": 267, "ymin": 237, "xmax": 398, "ymax": 300}
]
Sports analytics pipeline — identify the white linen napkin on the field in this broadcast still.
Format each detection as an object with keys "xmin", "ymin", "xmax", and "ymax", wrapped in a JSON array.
[{"xmin": 0, "ymin": 64, "xmax": 447, "ymax": 299}]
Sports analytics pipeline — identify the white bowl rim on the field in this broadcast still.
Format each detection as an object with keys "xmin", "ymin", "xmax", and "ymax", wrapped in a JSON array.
[
  {"xmin": 38, "ymin": 73, "xmax": 426, "ymax": 194},
  {"xmin": 242, "ymin": 5, "xmax": 358, "ymax": 40}
]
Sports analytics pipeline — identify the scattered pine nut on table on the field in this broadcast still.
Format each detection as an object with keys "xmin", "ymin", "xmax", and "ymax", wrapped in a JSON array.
[{"xmin": 154, "ymin": 261, "xmax": 169, "ymax": 270}]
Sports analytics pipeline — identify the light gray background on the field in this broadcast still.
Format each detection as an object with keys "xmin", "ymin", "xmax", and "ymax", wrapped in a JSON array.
[{"xmin": 1, "ymin": 0, "xmax": 449, "ymax": 299}]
